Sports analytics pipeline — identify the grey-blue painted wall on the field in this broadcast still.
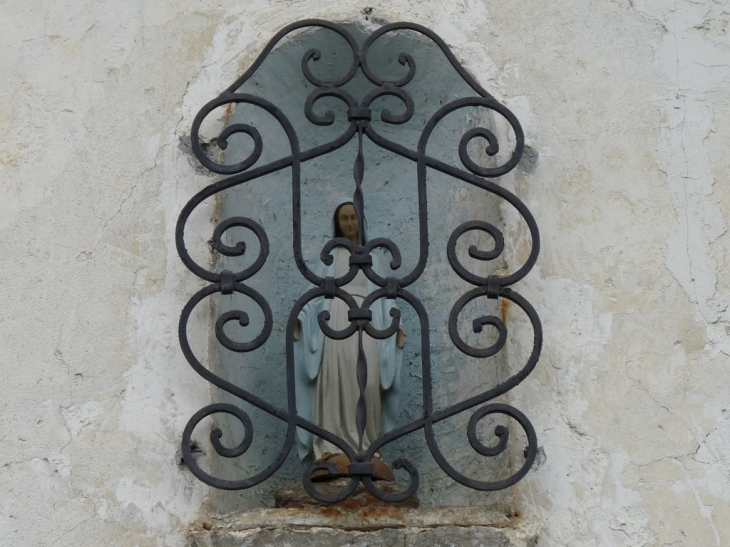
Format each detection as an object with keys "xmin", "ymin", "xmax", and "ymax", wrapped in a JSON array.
[{"xmin": 200, "ymin": 23, "xmax": 521, "ymax": 511}]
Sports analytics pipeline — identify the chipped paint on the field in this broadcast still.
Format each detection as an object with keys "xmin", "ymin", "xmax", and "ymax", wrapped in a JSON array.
[{"xmin": 1, "ymin": 0, "xmax": 729, "ymax": 546}]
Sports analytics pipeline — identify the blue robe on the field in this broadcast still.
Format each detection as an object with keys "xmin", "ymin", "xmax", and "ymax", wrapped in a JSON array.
[{"xmin": 294, "ymin": 248, "xmax": 403, "ymax": 461}]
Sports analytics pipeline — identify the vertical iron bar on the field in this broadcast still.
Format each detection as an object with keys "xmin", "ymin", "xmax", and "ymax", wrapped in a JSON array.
[
  {"xmin": 353, "ymin": 126, "xmax": 365, "ymax": 246},
  {"xmin": 354, "ymin": 125, "xmax": 367, "ymax": 452},
  {"xmin": 355, "ymin": 328, "xmax": 368, "ymax": 452}
]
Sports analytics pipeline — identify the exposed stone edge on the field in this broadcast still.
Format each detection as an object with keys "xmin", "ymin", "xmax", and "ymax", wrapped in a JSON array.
[
  {"xmin": 189, "ymin": 506, "xmax": 523, "ymax": 533},
  {"xmin": 189, "ymin": 523, "xmax": 539, "ymax": 547}
]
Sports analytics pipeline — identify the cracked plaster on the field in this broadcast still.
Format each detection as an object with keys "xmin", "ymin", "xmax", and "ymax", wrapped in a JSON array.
[{"xmin": 1, "ymin": 1, "xmax": 729, "ymax": 546}]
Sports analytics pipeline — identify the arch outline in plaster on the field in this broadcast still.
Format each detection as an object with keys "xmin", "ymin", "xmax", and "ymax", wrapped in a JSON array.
[{"xmin": 177, "ymin": 19, "xmax": 542, "ymax": 503}]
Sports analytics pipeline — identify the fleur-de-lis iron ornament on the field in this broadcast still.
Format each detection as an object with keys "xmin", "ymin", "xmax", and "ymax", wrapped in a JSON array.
[{"xmin": 178, "ymin": 19, "xmax": 542, "ymax": 503}]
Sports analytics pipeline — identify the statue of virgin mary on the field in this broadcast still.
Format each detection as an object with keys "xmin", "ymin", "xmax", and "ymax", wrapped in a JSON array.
[{"xmin": 293, "ymin": 201, "xmax": 405, "ymax": 474}]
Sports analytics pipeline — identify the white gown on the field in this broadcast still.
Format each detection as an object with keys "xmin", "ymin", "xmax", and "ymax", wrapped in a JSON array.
[{"xmin": 313, "ymin": 247, "xmax": 381, "ymax": 458}]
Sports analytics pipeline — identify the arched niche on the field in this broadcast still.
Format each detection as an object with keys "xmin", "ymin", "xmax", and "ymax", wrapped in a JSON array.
[{"xmin": 181, "ymin": 21, "xmax": 533, "ymax": 512}]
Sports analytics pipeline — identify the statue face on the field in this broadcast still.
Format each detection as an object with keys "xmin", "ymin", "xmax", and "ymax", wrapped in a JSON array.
[{"xmin": 337, "ymin": 203, "xmax": 359, "ymax": 242}]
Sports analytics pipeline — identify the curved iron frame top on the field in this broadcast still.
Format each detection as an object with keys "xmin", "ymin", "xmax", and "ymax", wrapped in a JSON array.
[{"xmin": 178, "ymin": 19, "xmax": 542, "ymax": 504}]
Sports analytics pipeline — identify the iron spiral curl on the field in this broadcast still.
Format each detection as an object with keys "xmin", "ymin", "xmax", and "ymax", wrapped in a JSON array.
[
  {"xmin": 362, "ymin": 458, "xmax": 420, "ymax": 502},
  {"xmin": 214, "ymin": 285, "xmax": 273, "ymax": 352},
  {"xmin": 425, "ymin": 403, "xmax": 538, "ymax": 491},
  {"xmin": 182, "ymin": 403, "xmax": 278, "ymax": 490},
  {"xmin": 177, "ymin": 19, "xmax": 542, "ymax": 503}
]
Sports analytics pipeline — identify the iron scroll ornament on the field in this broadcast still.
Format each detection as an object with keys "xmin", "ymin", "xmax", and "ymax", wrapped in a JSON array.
[{"xmin": 178, "ymin": 19, "xmax": 542, "ymax": 502}]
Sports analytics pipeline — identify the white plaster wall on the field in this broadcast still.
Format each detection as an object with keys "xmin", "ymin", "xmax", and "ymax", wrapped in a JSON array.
[{"xmin": 1, "ymin": 1, "xmax": 728, "ymax": 546}]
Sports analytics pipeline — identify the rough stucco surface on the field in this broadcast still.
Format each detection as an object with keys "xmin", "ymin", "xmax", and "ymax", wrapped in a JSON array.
[{"xmin": 1, "ymin": 1, "xmax": 729, "ymax": 547}]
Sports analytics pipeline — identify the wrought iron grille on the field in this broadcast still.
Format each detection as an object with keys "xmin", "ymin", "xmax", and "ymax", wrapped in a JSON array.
[{"xmin": 178, "ymin": 19, "xmax": 542, "ymax": 503}]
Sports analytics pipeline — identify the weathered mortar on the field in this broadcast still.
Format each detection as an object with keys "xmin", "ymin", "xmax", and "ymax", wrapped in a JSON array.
[{"xmin": 187, "ymin": 507, "xmax": 538, "ymax": 547}]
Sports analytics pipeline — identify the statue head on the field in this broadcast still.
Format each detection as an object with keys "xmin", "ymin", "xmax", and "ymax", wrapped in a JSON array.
[{"xmin": 333, "ymin": 202, "xmax": 365, "ymax": 244}]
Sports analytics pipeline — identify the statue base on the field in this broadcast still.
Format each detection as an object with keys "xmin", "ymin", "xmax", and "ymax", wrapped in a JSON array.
[
  {"xmin": 275, "ymin": 478, "xmax": 419, "ymax": 509},
  {"xmin": 310, "ymin": 452, "xmax": 396, "ymax": 482},
  {"xmin": 188, "ymin": 506, "xmax": 538, "ymax": 547}
]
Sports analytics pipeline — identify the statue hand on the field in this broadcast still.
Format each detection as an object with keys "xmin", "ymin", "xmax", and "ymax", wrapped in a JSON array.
[
  {"xmin": 293, "ymin": 319, "xmax": 302, "ymax": 341},
  {"xmin": 396, "ymin": 326, "xmax": 406, "ymax": 349}
]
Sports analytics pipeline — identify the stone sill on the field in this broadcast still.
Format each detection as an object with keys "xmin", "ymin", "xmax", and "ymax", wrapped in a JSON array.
[{"xmin": 189, "ymin": 507, "xmax": 538, "ymax": 546}]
